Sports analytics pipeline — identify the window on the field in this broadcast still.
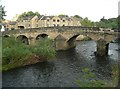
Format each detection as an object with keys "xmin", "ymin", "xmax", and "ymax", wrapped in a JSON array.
[
  {"xmin": 53, "ymin": 19, "xmax": 55, "ymax": 22},
  {"xmin": 63, "ymin": 20, "xmax": 65, "ymax": 22},
  {"xmin": 57, "ymin": 20, "xmax": 59, "ymax": 22},
  {"xmin": 29, "ymin": 24, "xmax": 30, "ymax": 27},
  {"xmin": 63, "ymin": 25, "xmax": 65, "ymax": 26},
  {"xmin": 47, "ymin": 19, "xmax": 49, "ymax": 22}
]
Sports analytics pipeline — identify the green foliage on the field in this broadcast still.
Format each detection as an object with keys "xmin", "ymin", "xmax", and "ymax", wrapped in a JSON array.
[
  {"xmin": 0, "ymin": 5, "xmax": 6, "ymax": 22},
  {"xmin": 76, "ymin": 68, "xmax": 105, "ymax": 87},
  {"xmin": 81, "ymin": 17, "xmax": 94, "ymax": 27},
  {"xmin": 94, "ymin": 17, "xmax": 117, "ymax": 29},
  {"xmin": 117, "ymin": 15, "xmax": 120, "ymax": 29},
  {"xmin": 74, "ymin": 15, "xmax": 83, "ymax": 21},
  {"xmin": 2, "ymin": 37, "xmax": 56, "ymax": 71},
  {"xmin": 2, "ymin": 37, "xmax": 32, "ymax": 65},
  {"xmin": 72, "ymin": 15, "xmax": 118, "ymax": 29},
  {"xmin": 31, "ymin": 39, "xmax": 56, "ymax": 59},
  {"xmin": 58, "ymin": 14, "xmax": 69, "ymax": 18},
  {"xmin": 95, "ymin": 21, "xmax": 106, "ymax": 28},
  {"xmin": 18, "ymin": 11, "xmax": 40, "ymax": 20},
  {"xmin": 0, "ymin": 37, "xmax": 2, "ymax": 70}
]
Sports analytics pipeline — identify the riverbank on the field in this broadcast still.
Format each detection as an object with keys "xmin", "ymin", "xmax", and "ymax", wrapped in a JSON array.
[
  {"xmin": 2, "ymin": 41, "xmax": 119, "ymax": 87},
  {"xmin": 2, "ymin": 37, "xmax": 56, "ymax": 71}
]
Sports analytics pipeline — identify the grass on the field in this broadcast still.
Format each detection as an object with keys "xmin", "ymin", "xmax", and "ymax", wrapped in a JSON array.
[
  {"xmin": 76, "ymin": 68, "xmax": 105, "ymax": 87},
  {"xmin": 2, "ymin": 37, "xmax": 56, "ymax": 71},
  {"xmin": 0, "ymin": 37, "xmax": 2, "ymax": 71}
]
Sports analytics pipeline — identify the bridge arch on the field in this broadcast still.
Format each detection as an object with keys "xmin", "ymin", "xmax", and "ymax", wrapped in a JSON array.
[
  {"xmin": 36, "ymin": 34, "xmax": 48, "ymax": 40},
  {"xmin": 67, "ymin": 34, "xmax": 80, "ymax": 47},
  {"xmin": 3, "ymin": 34, "xmax": 10, "ymax": 37},
  {"xmin": 17, "ymin": 35, "xmax": 29, "ymax": 45}
]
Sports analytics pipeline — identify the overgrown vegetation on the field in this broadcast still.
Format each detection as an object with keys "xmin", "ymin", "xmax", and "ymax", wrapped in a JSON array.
[
  {"xmin": 74, "ymin": 15, "xmax": 118, "ymax": 29},
  {"xmin": 18, "ymin": 11, "xmax": 41, "ymax": 20},
  {"xmin": 0, "ymin": 5, "xmax": 6, "ymax": 22},
  {"xmin": 30, "ymin": 39, "xmax": 55, "ymax": 59},
  {"xmin": 0, "ymin": 37, "xmax": 2, "ymax": 71},
  {"xmin": 2, "ymin": 37, "xmax": 56, "ymax": 71},
  {"xmin": 76, "ymin": 67, "xmax": 119, "ymax": 87},
  {"xmin": 76, "ymin": 68, "xmax": 105, "ymax": 87}
]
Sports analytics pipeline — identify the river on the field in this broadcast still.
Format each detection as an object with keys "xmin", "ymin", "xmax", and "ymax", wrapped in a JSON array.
[{"xmin": 2, "ymin": 41, "xmax": 119, "ymax": 87}]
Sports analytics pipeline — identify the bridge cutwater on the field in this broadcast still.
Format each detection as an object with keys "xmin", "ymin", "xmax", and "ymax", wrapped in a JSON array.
[{"xmin": 2, "ymin": 26, "xmax": 119, "ymax": 56}]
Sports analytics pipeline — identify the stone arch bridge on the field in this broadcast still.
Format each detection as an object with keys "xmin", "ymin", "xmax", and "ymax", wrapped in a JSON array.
[{"xmin": 2, "ymin": 26, "xmax": 119, "ymax": 56}]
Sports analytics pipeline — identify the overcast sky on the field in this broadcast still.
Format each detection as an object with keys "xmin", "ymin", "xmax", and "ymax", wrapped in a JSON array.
[{"xmin": 1, "ymin": 0, "xmax": 120, "ymax": 21}]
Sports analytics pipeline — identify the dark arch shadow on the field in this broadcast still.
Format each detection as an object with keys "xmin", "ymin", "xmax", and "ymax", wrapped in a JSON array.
[
  {"xmin": 17, "ymin": 35, "xmax": 29, "ymax": 45},
  {"xmin": 67, "ymin": 34, "xmax": 80, "ymax": 47},
  {"xmin": 3, "ymin": 34, "xmax": 10, "ymax": 38},
  {"xmin": 36, "ymin": 34, "xmax": 48, "ymax": 40}
]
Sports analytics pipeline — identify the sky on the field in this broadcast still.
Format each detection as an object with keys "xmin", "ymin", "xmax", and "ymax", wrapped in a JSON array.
[{"xmin": 1, "ymin": 0, "xmax": 120, "ymax": 21}]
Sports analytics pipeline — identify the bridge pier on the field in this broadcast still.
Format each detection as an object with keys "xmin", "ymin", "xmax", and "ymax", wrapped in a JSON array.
[
  {"xmin": 96, "ymin": 38, "xmax": 109, "ymax": 56},
  {"xmin": 54, "ymin": 34, "xmax": 79, "ymax": 51},
  {"xmin": 54, "ymin": 34, "xmax": 67, "ymax": 50},
  {"xmin": 29, "ymin": 37, "xmax": 35, "ymax": 45}
]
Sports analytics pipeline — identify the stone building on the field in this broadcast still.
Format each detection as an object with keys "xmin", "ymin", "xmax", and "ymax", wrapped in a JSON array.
[
  {"xmin": 3, "ymin": 21, "xmax": 17, "ymax": 30},
  {"xmin": 4, "ymin": 15, "xmax": 81, "ymax": 29}
]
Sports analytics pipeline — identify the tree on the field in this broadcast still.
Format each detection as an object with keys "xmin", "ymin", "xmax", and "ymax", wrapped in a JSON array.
[
  {"xmin": 117, "ymin": 15, "xmax": 120, "ymax": 30},
  {"xmin": 74, "ymin": 15, "xmax": 83, "ymax": 21},
  {"xmin": 117, "ymin": 15, "xmax": 120, "ymax": 87},
  {"xmin": 74, "ymin": 15, "xmax": 82, "ymax": 19},
  {"xmin": 18, "ymin": 11, "xmax": 41, "ymax": 19},
  {"xmin": 81, "ymin": 17, "xmax": 94, "ymax": 27},
  {"xmin": 58, "ymin": 14, "xmax": 69, "ymax": 17},
  {"xmin": 35, "ymin": 12, "xmax": 40, "ymax": 16},
  {"xmin": 95, "ymin": 21, "xmax": 106, "ymax": 28},
  {"xmin": 0, "ymin": 5, "xmax": 6, "ymax": 22}
]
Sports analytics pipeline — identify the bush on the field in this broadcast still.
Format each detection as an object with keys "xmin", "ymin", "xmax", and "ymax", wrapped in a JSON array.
[
  {"xmin": 2, "ymin": 37, "xmax": 56, "ymax": 70},
  {"xmin": 31, "ymin": 39, "xmax": 56, "ymax": 59},
  {"xmin": 76, "ymin": 68, "xmax": 105, "ymax": 87},
  {"xmin": 2, "ymin": 37, "xmax": 32, "ymax": 65}
]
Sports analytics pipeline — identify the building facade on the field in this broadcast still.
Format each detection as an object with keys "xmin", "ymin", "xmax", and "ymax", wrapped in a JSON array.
[{"xmin": 4, "ymin": 15, "xmax": 81, "ymax": 30}]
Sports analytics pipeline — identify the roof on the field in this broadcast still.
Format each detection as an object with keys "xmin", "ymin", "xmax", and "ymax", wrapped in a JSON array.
[
  {"xmin": 58, "ymin": 15, "xmax": 70, "ymax": 20},
  {"xmin": 40, "ymin": 16, "xmax": 54, "ymax": 20},
  {"xmin": 17, "ymin": 16, "xmax": 35, "ymax": 21},
  {"xmin": 9, "ymin": 21, "xmax": 17, "ymax": 25}
]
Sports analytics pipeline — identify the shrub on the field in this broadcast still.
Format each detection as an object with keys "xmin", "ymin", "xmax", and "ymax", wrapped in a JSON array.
[
  {"xmin": 2, "ymin": 37, "xmax": 32, "ymax": 65},
  {"xmin": 31, "ymin": 39, "xmax": 56, "ymax": 59},
  {"xmin": 2, "ymin": 37, "xmax": 56, "ymax": 70},
  {"xmin": 76, "ymin": 68, "xmax": 105, "ymax": 87}
]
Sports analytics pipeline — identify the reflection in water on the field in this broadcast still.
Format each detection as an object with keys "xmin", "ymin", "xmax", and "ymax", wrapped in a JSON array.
[{"xmin": 2, "ymin": 41, "xmax": 119, "ymax": 87}]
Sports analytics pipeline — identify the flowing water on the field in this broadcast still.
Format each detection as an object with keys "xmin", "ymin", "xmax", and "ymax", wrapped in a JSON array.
[{"xmin": 2, "ymin": 41, "xmax": 119, "ymax": 87}]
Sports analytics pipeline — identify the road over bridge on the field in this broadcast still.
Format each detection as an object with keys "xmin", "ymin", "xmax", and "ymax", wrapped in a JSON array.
[{"xmin": 2, "ymin": 26, "xmax": 119, "ymax": 56}]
